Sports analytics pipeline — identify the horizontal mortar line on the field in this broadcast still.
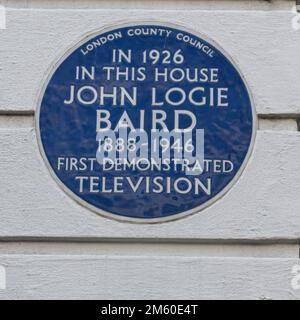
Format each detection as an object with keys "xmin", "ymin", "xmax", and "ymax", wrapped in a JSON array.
[
  {"xmin": 0, "ymin": 113, "xmax": 299, "ymax": 131},
  {"xmin": 0, "ymin": 112, "xmax": 299, "ymax": 118},
  {"xmin": 0, "ymin": 240, "xmax": 298, "ymax": 258},
  {"xmin": 4, "ymin": 4, "xmax": 293, "ymax": 12},
  {"xmin": 0, "ymin": 236, "xmax": 299, "ymax": 245},
  {"xmin": 5, "ymin": 9, "xmax": 294, "ymax": 12},
  {"xmin": 0, "ymin": 110, "xmax": 34, "ymax": 116},
  {"xmin": 258, "ymin": 113, "xmax": 300, "ymax": 119}
]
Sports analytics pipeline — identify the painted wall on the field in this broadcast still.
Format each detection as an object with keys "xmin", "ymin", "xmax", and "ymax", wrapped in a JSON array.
[{"xmin": 0, "ymin": 0, "xmax": 299, "ymax": 299}]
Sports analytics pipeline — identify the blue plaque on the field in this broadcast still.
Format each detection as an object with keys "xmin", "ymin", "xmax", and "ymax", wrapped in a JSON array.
[{"xmin": 37, "ymin": 23, "xmax": 256, "ymax": 222}]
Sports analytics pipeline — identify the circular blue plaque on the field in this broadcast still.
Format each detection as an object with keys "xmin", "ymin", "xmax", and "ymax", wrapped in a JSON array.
[{"xmin": 37, "ymin": 23, "xmax": 256, "ymax": 223}]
